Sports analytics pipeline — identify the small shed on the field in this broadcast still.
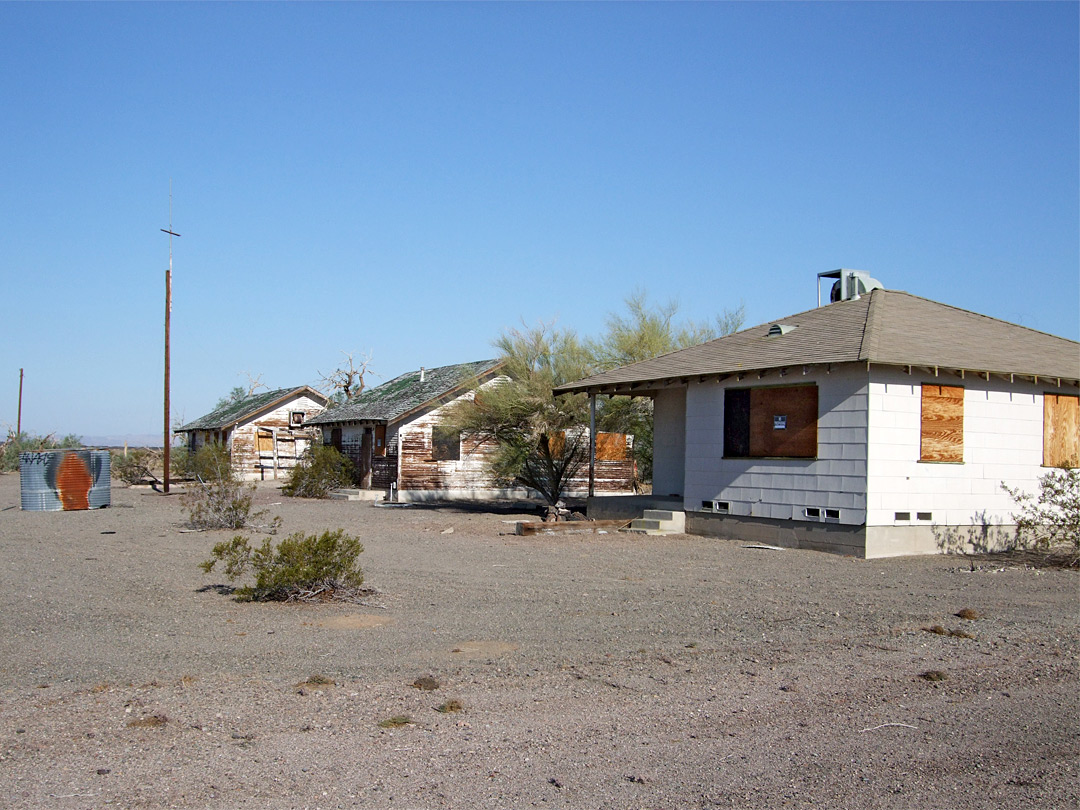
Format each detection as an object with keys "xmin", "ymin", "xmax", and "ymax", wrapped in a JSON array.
[{"xmin": 175, "ymin": 386, "xmax": 328, "ymax": 480}]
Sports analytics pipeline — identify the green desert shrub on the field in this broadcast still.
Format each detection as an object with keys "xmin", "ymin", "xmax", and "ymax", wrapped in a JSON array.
[
  {"xmin": 1, "ymin": 432, "xmax": 83, "ymax": 472},
  {"xmin": 282, "ymin": 445, "xmax": 354, "ymax": 498},
  {"xmin": 172, "ymin": 443, "xmax": 232, "ymax": 482},
  {"xmin": 200, "ymin": 529, "xmax": 365, "ymax": 602},
  {"xmin": 169, "ymin": 445, "xmax": 193, "ymax": 479},
  {"xmin": 111, "ymin": 448, "xmax": 160, "ymax": 486}
]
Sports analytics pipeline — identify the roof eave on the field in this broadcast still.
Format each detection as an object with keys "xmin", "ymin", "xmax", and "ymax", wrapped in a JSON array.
[
  {"xmin": 554, "ymin": 360, "xmax": 1080, "ymax": 396},
  {"xmin": 176, "ymin": 386, "xmax": 328, "ymax": 432}
]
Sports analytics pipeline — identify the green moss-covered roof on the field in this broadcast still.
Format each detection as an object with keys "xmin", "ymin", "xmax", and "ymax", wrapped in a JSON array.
[
  {"xmin": 176, "ymin": 386, "xmax": 326, "ymax": 431},
  {"xmin": 308, "ymin": 360, "xmax": 502, "ymax": 426}
]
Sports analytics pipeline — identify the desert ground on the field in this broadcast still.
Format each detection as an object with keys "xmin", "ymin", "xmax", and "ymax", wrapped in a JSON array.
[{"xmin": 0, "ymin": 473, "xmax": 1076, "ymax": 810}]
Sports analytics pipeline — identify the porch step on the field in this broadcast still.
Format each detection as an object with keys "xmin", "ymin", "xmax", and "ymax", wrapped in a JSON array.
[
  {"xmin": 625, "ymin": 509, "xmax": 686, "ymax": 535},
  {"xmin": 329, "ymin": 489, "xmax": 388, "ymax": 502}
]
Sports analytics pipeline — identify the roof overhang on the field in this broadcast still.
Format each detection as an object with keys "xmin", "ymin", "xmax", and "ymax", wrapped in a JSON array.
[
  {"xmin": 554, "ymin": 361, "xmax": 1080, "ymax": 398},
  {"xmin": 174, "ymin": 385, "xmax": 329, "ymax": 433}
]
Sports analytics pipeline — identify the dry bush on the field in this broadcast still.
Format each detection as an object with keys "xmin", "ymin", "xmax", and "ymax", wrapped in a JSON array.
[
  {"xmin": 180, "ymin": 444, "xmax": 279, "ymax": 532},
  {"xmin": 200, "ymin": 529, "xmax": 364, "ymax": 602},
  {"xmin": 1003, "ymin": 468, "xmax": 1080, "ymax": 564}
]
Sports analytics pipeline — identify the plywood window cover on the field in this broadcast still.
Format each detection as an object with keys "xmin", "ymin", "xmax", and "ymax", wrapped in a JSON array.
[
  {"xmin": 1043, "ymin": 393, "xmax": 1079, "ymax": 468},
  {"xmin": 725, "ymin": 384, "xmax": 818, "ymax": 459},
  {"xmin": 920, "ymin": 384, "xmax": 964, "ymax": 463},
  {"xmin": 256, "ymin": 429, "xmax": 274, "ymax": 453},
  {"xmin": 595, "ymin": 432, "xmax": 630, "ymax": 461}
]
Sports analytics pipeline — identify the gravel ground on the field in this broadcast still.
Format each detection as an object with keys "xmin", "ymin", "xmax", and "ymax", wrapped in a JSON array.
[{"xmin": 0, "ymin": 473, "xmax": 1076, "ymax": 810}]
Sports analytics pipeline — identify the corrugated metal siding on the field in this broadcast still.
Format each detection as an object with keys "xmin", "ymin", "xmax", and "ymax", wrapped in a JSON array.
[{"xmin": 20, "ymin": 450, "xmax": 111, "ymax": 511}]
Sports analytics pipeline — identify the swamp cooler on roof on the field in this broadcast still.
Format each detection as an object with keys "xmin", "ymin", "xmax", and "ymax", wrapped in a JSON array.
[{"xmin": 19, "ymin": 449, "xmax": 111, "ymax": 511}]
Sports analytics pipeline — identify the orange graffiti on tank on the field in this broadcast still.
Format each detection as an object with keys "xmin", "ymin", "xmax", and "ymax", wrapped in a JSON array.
[{"xmin": 56, "ymin": 452, "xmax": 93, "ymax": 510}]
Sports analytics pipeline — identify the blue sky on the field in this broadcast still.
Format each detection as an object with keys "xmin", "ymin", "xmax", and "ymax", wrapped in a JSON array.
[{"xmin": 3, "ymin": 2, "xmax": 1077, "ymax": 441}]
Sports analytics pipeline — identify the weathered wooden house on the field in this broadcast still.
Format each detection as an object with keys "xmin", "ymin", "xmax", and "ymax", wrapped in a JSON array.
[
  {"xmin": 175, "ymin": 386, "xmax": 328, "ymax": 481},
  {"xmin": 555, "ymin": 271, "xmax": 1079, "ymax": 557},
  {"xmin": 307, "ymin": 359, "xmax": 636, "ymax": 501}
]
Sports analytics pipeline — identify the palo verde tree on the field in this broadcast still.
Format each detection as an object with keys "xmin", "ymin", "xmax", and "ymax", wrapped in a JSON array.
[
  {"xmin": 214, "ymin": 373, "xmax": 268, "ymax": 410},
  {"xmin": 447, "ymin": 294, "xmax": 746, "ymax": 503},
  {"xmin": 588, "ymin": 292, "xmax": 746, "ymax": 484},
  {"xmin": 445, "ymin": 322, "xmax": 594, "ymax": 506}
]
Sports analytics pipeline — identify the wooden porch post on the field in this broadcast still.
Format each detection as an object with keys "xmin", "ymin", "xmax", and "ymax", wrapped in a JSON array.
[{"xmin": 588, "ymin": 393, "xmax": 596, "ymax": 498}]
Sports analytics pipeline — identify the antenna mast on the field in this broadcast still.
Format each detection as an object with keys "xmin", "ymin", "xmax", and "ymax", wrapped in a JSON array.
[{"xmin": 161, "ymin": 182, "xmax": 180, "ymax": 494}]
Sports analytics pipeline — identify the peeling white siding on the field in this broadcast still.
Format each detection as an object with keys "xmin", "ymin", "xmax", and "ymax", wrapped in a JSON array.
[{"xmin": 187, "ymin": 394, "xmax": 325, "ymax": 481}]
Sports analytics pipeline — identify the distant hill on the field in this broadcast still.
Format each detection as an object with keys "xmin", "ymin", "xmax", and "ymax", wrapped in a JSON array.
[{"xmin": 81, "ymin": 434, "xmax": 166, "ymax": 449}]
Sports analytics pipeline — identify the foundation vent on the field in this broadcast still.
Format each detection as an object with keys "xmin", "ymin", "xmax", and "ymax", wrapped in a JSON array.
[{"xmin": 803, "ymin": 507, "xmax": 841, "ymax": 523}]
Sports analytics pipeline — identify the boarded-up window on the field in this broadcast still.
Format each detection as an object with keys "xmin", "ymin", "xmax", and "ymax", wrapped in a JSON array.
[
  {"xmin": 374, "ymin": 424, "xmax": 387, "ymax": 457},
  {"xmin": 724, "ymin": 385, "xmax": 818, "ymax": 458},
  {"xmin": 546, "ymin": 431, "xmax": 566, "ymax": 458},
  {"xmin": 1044, "ymin": 393, "xmax": 1079, "ymax": 468},
  {"xmin": 723, "ymin": 389, "xmax": 751, "ymax": 457},
  {"xmin": 595, "ymin": 432, "xmax": 629, "ymax": 461},
  {"xmin": 256, "ymin": 429, "xmax": 274, "ymax": 454},
  {"xmin": 921, "ymin": 384, "xmax": 964, "ymax": 462},
  {"xmin": 432, "ymin": 426, "xmax": 460, "ymax": 461}
]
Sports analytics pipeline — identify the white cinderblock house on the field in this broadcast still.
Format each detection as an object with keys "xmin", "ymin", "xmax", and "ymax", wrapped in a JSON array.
[{"xmin": 556, "ymin": 272, "xmax": 1079, "ymax": 558}]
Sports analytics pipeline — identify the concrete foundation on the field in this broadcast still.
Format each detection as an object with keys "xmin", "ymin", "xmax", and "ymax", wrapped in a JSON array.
[
  {"xmin": 586, "ymin": 494, "xmax": 684, "ymax": 521},
  {"xmin": 686, "ymin": 511, "xmax": 1020, "ymax": 559},
  {"xmin": 687, "ymin": 511, "xmax": 867, "ymax": 557}
]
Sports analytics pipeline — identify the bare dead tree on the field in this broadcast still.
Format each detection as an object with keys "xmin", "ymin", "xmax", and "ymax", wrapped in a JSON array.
[
  {"xmin": 317, "ymin": 351, "xmax": 374, "ymax": 402},
  {"xmin": 243, "ymin": 372, "xmax": 268, "ymax": 396}
]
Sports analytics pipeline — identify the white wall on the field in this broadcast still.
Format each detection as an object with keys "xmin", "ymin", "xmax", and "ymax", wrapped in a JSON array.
[
  {"xmin": 866, "ymin": 369, "xmax": 1048, "ymax": 528},
  {"xmin": 683, "ymin": 366, "xmax": 869, "ymax": 525},
  {"xmin": 651, "ymin": 387, "xmax": 686, "ymax": 498}
]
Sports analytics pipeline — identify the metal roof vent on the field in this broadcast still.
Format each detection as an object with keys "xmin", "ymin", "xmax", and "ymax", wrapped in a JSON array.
[
  {"xmin": 768, "ymin": 323, "xmax": 796, "ymax": 337},
  {"xmin": 817, "ymin": 269, "xmax": 884, "ymax": 306}
]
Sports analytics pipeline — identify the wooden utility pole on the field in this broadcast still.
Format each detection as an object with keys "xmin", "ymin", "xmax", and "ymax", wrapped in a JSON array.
[
  {"xmin": 17, "ymin": 368, "xmax": 23, "ymax": 436},
  {"xmin": 161, "ymin": 185, "xmax": 180, "ymax": 494}
]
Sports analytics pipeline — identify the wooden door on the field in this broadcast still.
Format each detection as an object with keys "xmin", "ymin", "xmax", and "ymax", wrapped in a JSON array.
[{"xmin": 359, "ymin": 428, "xmax": 373, "ymax": 488}]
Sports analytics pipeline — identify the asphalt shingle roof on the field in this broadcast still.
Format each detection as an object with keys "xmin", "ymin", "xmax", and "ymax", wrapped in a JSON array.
[
  {"xmin": 307, "ymin": 359, "xmax": 502, "ymax": 425},
  {"xmin": 176, "ymin": 386, "xmax": 326, "ymax": 431},
  {"xmin": 554, "ymin": 290, "xmax": 1080, "ymax": 395}
]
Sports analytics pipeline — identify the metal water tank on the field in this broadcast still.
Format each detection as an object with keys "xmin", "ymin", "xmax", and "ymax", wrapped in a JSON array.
[{"xmin": 19, "ymin": 450, "xmax": 111, "ymax": 511}]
